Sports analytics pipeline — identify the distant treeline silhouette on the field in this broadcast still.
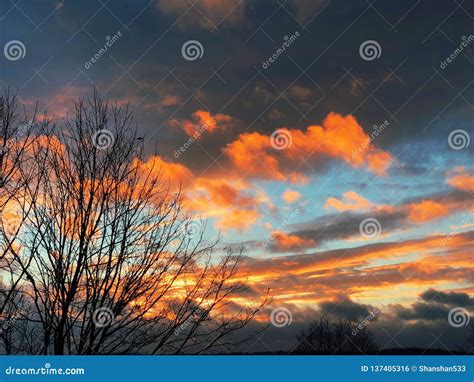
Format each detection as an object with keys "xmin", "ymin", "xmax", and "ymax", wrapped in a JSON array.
[{"xmin": 294, "ymin": 316, "xmax": 378, "ymax": 354}]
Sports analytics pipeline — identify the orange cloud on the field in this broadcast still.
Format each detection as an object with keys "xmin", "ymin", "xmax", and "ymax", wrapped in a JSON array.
[
  {"xmin": 270, "ymin": 230, "xmax": 316, "ymax": 252},
  {"xmin": 187, "ymin": 178, "xmax": 255, "ymax": 208},
  {"xmin": 136, "ymin": 155, "xmax": 193, "ymax": 188},
  {"xmin": 170, "ymin": 110, "xmax": 235, "ymax": 137},
  {"xmin": 324, "ymin": 191, "xmax": 372, "ymax": 212},
  {"xmin": 447, "ymin": 167, "xmax": 474, "ymax": 192},
  {"xmin": 224, "ymin": 112, "xmax": 392, "ymax": 182},
  {"xmin": 225, "ymin": 131, "xmax": 285, "ymax": 180},
  {"xmin": 185, "ymin": 177, "xmax": 272, "ymax": 232},
  {"xmin": 407, "ymin": 200, "xmax": 450, "ymax": 223},
  {"xmin": 282, "ymin": 189, "xmax": 302, "ymax": 203},
  {"xmin": 366, "ymin": 151, "xmax": 392, "ymax": 175},
  {"xmin": 217, "ymin": 209, "xmax": 260, "ymax": 232},
  {"xmin": 0, "ymin": 200, "xmax": 23, "ymax": 236},
  {"xmin": 232, "ymin": 231, "xmax": 473, "ymax": 308}
]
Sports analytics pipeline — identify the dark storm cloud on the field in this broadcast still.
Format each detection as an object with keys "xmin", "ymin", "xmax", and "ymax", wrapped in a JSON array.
[
  {"xmin": 420, "ymin": 289, "xmax": 474, "ymax": 308},
  {"xmin": 371, "ymin": 319, "xmax": 471, "ymax": 352},
  {"xmin": 319, "ymin": 298, "xmax": 374, "ymax": 321},
  {"xmin": 395, "ymin": 302, "xmax": 452, "ymax": 321},
  {"xmin": 278, "ymin": 188, "xmax": 472, "ymax": 248},
  {"xmin": 289, "ymin": 209, "xmax": 407, "ymax": 244},
  {"xmin": 233, "ymin": 289, "xmax": 473, "ymax": 352},
  {"xmin": 392, "ymin": 288, "xmax": 474, "ymax": 322},
  {"xmin": 400, "ymin": 189, "xmax": 473, "ymax": 206},
  {"xmin": 3, "ymin": 0, "xmax": 473, "ymax": 169}
]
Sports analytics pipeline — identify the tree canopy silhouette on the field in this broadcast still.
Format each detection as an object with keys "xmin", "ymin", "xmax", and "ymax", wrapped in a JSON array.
[
  {"xmin": 0, "ymin": 92, "xmax": 266, "ymax": 355},
  {"xmin": 294, "ymin": 316, "xmax": 378, "ymax": 354}
]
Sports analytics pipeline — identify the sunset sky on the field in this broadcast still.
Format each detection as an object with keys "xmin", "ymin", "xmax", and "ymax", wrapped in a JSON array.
[{"xmin": 1, "ymin": 0, "xmax": 473, "ymax": 352}]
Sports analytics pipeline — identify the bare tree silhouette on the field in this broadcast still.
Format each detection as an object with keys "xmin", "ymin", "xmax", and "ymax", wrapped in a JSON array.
[
  {"xmin": 294, "ymin": 316, "xmax": 378, "ymax": 354},
  {"xmin": 0, "ymin": 91, "xmax": 51, "ymax": 354},
  {"xmin": 2, "ymin": 93, "xmax": 266, "ymax": 355}
]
